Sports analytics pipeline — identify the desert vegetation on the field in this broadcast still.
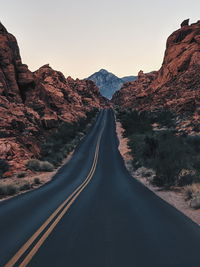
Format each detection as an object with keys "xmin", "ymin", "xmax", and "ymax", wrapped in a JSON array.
[
  {"xmin": 0, "ymin": 159, "xmax": 10, "ymax": 178},
  {"xmin": 26, "ymin": 159, "xmax": 54, "ymax": 172},
  {"xmin": 40, "ymin": 108, "xmax": 98, "ymax": 167},
  {"xmin": 0, "ymin": 177, "xmax": 42, "ymax": 198},
  {"xmin": 117, "ymin": 108, "xmax": 200, "ymax": 209}
]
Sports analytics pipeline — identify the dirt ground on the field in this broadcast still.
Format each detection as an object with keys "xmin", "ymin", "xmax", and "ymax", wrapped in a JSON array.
[{"xmin": 116, "ymin": 121, "xmax": 200, "ymax": 226}]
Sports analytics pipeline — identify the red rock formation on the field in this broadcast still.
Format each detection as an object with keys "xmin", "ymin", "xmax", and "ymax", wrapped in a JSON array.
[
  {"xmin": 113, "ymin": 20, "xmax": 200, "ymax": 132},
  {"xmin": 0, "ymin": 23, "xmax": 107, "ymax": 176},
  {"xmin": 0, "ymin": 22, "xmax": 35, "ymax": 102}
]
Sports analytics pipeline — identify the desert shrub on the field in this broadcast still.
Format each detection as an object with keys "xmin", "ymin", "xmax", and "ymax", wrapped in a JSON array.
[
  {"xmin": 0, "ymin": 185, "xmax": 19, "ymax": 196},
  {"xmin": 39, "ymin": 161, "xmax": 54, "ymax": 172},
  {"xmin": 184, "ymin": 184, "xmax": 200, "ymax": 200},
  {"xmin": 176, "ymin": 169, "xmax": 198, "ymax": 186},
  {"xmin": 0, "ymin": 159, "xmax": 10, "ymax": 178},
  {"xmin": 26, "ymin": 159, "xmax": 41, "ymax": 171},
  {"xmin": 19, "ymin": 182, "xmax": 31, "ymax": 191},
  {"xmin": 117, "ymin": 109, "xmax": 175, "ymax": 136},
  {"xmin": 7, "ymin": 185, "xmax": 19, "ymax": 195},
  {"xmin": 33, "ymin": 178, "xmax": 41, "ymax": 185},
  {"xmin": 117, "ymin": 109, "xmax": 153, "ymax": 136},
  {"xmin": 26, "ymin": 159, "xmax": 54, "ymax": 172},
  {"xmin": 184, "ymin": 184, "xmax": 200, "ymax": 209},
  {"xmin": 190, "ymin": 193, "xmax": 200, "ymax": 209},
  {"xmin": 41, "ymin": 108, "xmax": 98, "ymax": 166},
  {"xmin": 132, "ymin": 131, "xmax": 191, "ymax": 186},
  {"xmin": 153, "ymin": 110, "xmax": 175, "ymax": 128},
  {"xmin": 186, "ymin": 135, "xmax": 200, "ymax": 154},
  {"xmin": 184, "ymin": 186, "xmax": 194, "ymax": 201},
  {"xmin": 17, "ymin": 172, "xmax": 26, "ymax": 178},
  {"xmin": 0, "ymin": 185, "xmax": 7, "ymax": 196},
  {"xmin": 117, "ymin": 108, "xmax": 200, "ymax": 187},
  {"xmin": 152, "ymin": 132, "xmax": 189, "ymax": 186}
]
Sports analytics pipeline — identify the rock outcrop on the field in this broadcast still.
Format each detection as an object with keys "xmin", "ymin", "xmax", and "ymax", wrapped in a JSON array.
[
  {"xmin": 181, "ymin": 19, "xmax": 190, "ymax": 27},
  {"xmin": 0, "ymin": 23, "xmax": 107, "ymax": 176},
  {"xmin": 0, "ymin": 22, "xmax": 35, "ymax": 102},
  {"xmin": 112, "ymin": 20, "xmax": 200, "ymax": 133}
]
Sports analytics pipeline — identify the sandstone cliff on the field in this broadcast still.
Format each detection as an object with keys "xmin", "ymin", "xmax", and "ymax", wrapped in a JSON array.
[
  {"xmin": 112, "ymin": 20, "xmax": 200, "ymax": 133},
  {"xmin": 0, "ymin": 23, "xmax": 107, "ymax": 176}
]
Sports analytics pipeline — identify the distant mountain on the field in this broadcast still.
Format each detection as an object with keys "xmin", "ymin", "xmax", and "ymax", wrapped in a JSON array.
[
  {"xmin": 87, "ymin": 69, "xmax": 137, "ymax": 99},
  {"xmin": 121, "ymin": 76, "xmax": 137, "ymax": 83}
]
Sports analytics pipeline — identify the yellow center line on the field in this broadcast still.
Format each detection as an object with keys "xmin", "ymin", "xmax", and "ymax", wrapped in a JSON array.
[
  {"xmin": 4, "ymin": 124, "xmax": 104, "ymax": 267},
  {"xmin": 20, "ymin": 143, "xmax": 100, "ymax": 267}
]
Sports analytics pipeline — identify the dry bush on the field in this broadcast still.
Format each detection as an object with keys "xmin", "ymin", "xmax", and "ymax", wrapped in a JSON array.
[
  {"xmin": 33, "ymin": 177, "xmax": 41, "ymax": 185},
  {"xmin": 26, "ymin": 159, "xmax": 54, "ymax": 172},
  {"xmin": 19, "ymin": 182, "xmax": 31, "ymax": 191},
  {"xmin": 0, "ymin": 159, "xmax": 10, "ymax": 178},
  {"xmin": 184, "ymin": 183, "xmax": 200, "ymax": 209},
  {"xmin": 184, "ymin": 183, "xmax": 200, "ymax": 200},
  {"xmin": 190, "ymin": 194, "xmax": 200, "ymax": 209},
  {"xmin": 17, "ymin": 172, "xmax": 26, "ymax": 178},
  {"xmin": 0, "ymin": 184, "xmax": 19, "ymax": 196}
]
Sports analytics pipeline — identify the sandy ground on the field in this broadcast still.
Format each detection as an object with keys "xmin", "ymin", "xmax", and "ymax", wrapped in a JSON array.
[{"xmin": 116, "ymin": 121, "xmax": 200, "ymax": 226}]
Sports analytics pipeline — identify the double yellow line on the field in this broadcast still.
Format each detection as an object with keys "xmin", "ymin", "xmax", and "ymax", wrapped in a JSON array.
[{"xmin": 5, "ymin": 123, "xmax": 104, "ymax": 267}]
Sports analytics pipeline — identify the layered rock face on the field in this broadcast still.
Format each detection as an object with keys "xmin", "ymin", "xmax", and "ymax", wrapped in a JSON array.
[
  {"xmin": 0, "ymin": 23, "xmax": 34, "ymax": 102},
  {"xmin": 113, "ymin": 20, "xmax": 200, "ymax": 132},
  {"xmin": 0, "ymin": 23, "xmax": 107, "ymax": 175}
]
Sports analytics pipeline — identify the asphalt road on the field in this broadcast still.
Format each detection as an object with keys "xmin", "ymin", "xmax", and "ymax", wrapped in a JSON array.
[{"xmin": 1, "ymin": 109, "xmax": 200, "ymax": 267}]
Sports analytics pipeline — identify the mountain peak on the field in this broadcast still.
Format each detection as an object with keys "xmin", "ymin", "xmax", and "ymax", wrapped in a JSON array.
[
  {"xmin": 87, "ymin": 69, "xmax": 137, "ymax": 99},
  {"xmin": 99, "ymin": 69, "xmax": 109, "ymax": 75}
]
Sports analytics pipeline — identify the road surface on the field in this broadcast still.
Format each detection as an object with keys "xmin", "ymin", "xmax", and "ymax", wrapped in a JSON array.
[{"xmin": 0, "ymin": 109, "xmax": 200, "ymax": 267}]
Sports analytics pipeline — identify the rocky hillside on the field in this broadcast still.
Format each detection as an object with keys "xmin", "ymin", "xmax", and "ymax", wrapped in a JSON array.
[
  {"xmin": 112, "ymin": 19, "xmax": 200, "ymax": 133},
  {"xmin": 87, "ymin": 69, "xmax": 136, "ymax": 99},
  {"xmin": 0, "ymin": 22, "xmax": 107, "ymax": 176}
]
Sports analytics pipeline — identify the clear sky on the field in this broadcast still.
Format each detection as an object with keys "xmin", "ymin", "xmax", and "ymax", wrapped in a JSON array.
[{"xmin": 1, "ymin": 0, "xmax": 200, "ymax": 79}]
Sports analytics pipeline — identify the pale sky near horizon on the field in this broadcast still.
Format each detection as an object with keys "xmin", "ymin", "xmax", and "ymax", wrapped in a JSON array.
[{"xmin": 1, "ymin": 0, "xmax": 200, "ymax": 79}]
